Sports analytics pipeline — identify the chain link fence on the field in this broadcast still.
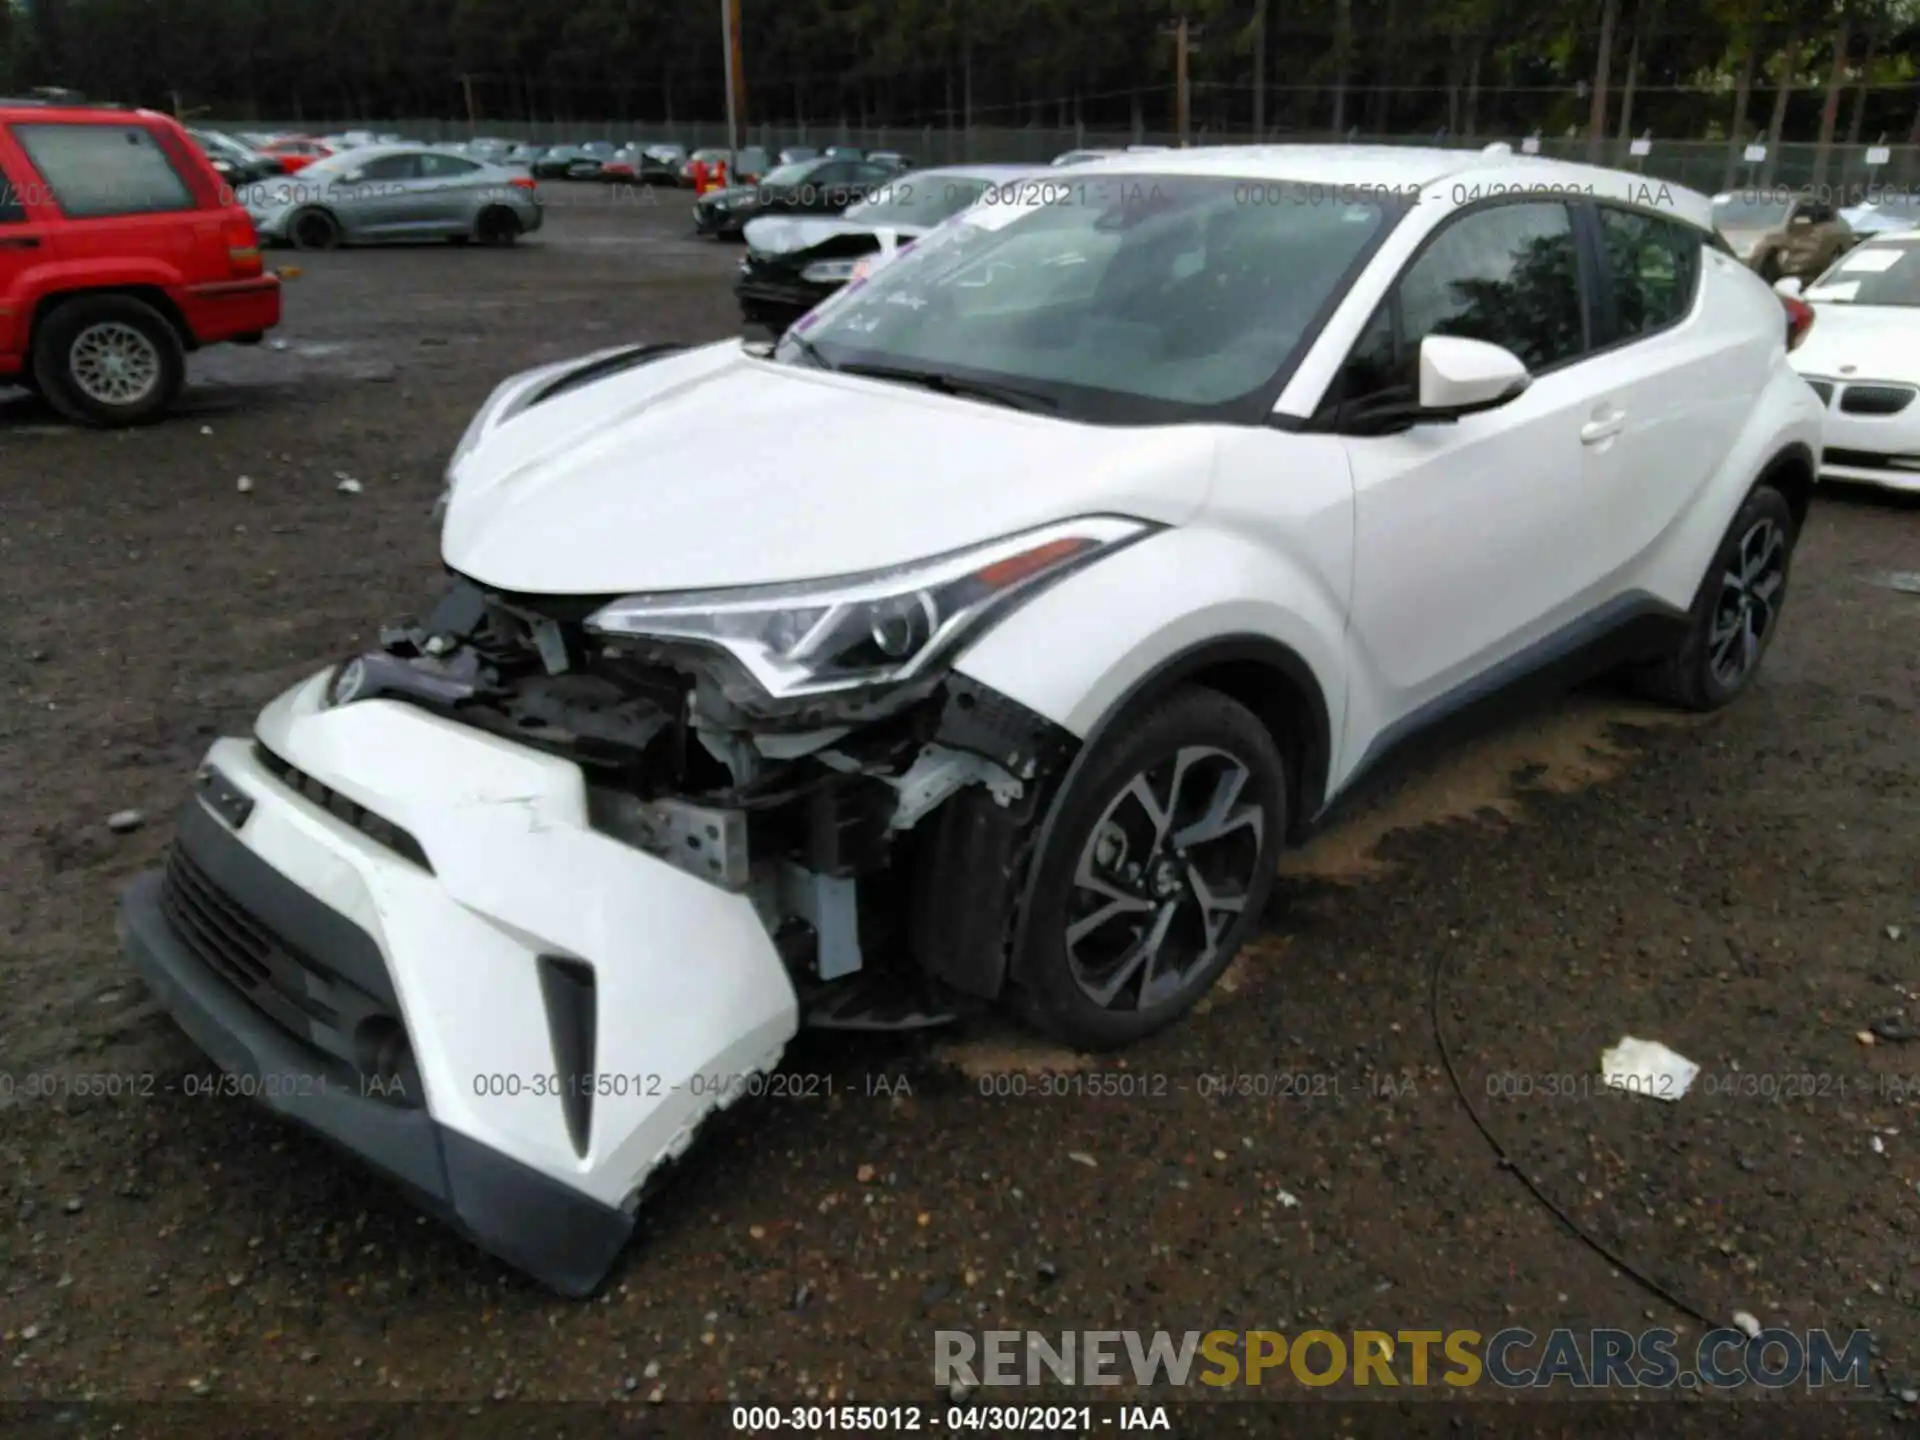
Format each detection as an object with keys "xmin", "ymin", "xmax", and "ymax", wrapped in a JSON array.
[{"xmin": 209, "ymin": 117, "xmax": 1920, "ymax": 196}]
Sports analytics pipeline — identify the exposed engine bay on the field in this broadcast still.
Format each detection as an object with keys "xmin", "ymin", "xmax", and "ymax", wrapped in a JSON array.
[{"xmin": 326, "ymin": 575, "xmax": 1080, "ymax": 1027}]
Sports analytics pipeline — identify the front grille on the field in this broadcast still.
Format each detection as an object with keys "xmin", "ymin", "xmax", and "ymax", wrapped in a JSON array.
[
  {"xmin": 158, "ymin": 842, "xmax": 421, "ymax": 1106},
  {"xmin": 161, "ymin": 846, "xmax": 344, "ymax": 1033},
  {"xmin": 252, "ymin": 742, "xmax": 432, "ymax": 871},
  {"xmin": 1839, "ymin": 384, "xmax": 1916, "ymax": 417}
]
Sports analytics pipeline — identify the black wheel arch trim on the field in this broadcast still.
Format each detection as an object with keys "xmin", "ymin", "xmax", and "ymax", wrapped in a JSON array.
[
  {"xmin": 1001, "ymin": 632, "xmax": 1332, "ymax": 994},
  {"xmin": 1755, "ymin": 440, "xmax": 1817, "ymax": 532}
]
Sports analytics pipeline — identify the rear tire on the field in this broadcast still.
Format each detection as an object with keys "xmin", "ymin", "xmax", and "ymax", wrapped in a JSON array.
[
  {"xmin": 1629, "ymin": 485, "xmax": 1796, "ymax": 712},
  {"xmin": 1010, "ymin": 686, "xmax": 1286, "ymax": 1051},
  {"xmin": 32, "ymin": 295, "xmax": 185, "ymax": 428},
  {"xmin": 475, "ymin": 207, "xmax": 521, "ymax": 246},
  {"xmin": 288, "ymin": 208, "xmax": 343, "ymax": 251}
]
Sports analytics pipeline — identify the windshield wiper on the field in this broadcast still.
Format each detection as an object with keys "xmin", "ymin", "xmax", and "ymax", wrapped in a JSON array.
[
  {"xmin": 782, "ymin": 332, "xmax": 838, "ymax": 371},
  {"xmin": 837, "ymin": 362, "xmax": 1060, "ymax": 413}
]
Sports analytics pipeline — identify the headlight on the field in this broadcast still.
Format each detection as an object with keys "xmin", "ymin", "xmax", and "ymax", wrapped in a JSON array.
[
  {"xmin": 585, "ymin": 516, "xmax": 1155, "ymax": 699},
  {"xmin": 802, "ymin": 259, "xmax": 860, "ymax": 283}
]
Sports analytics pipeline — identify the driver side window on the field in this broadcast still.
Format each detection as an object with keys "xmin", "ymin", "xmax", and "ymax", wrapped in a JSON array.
[{"xmin": 1336, "ymin": 200, "xmax": 1587, "ymax": 409}]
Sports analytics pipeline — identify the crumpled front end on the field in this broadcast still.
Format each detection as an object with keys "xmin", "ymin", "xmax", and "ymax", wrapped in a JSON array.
[
  {"xmin": 119, "ymin": 651, "xmax": 800, "ymax": 1296},
  {"xmin": 121, "ymin": 565, "xmax": 1089, "ymax": 1293}
]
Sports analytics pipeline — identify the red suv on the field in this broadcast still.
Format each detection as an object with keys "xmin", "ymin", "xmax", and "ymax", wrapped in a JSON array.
[{"xmin": 0, "ymin": 99, "xmax": 282, "ymax": 426}]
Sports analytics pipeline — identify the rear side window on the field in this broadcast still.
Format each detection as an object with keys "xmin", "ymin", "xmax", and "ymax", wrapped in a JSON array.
[
  {"xmin": 419, "ymin": 153, "xmax": 479, "ymax": 178},
  {"xmin": 1597, "ymin": 207, "xmax": 1701, "ymax": 339},
  {"xmin": 11, "ymin": 123, "xmax": 196, "ymax": 219}
]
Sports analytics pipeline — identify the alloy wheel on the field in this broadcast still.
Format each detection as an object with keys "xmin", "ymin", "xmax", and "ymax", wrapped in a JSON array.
[
  {"xmin": 1064, "ymin": 745, "xmax": 1266, "ymax": 1012},
  {"xmin": 1708, "ymin": 517, "xmax": 1786, "ymax": 690},
  {"xmin": 68, "ymin": 322, "xmax": 161, "ymax": 407}
]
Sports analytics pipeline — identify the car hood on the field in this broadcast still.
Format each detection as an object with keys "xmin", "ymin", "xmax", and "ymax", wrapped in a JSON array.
[
  {"xmin": 743, "ymin": 215, "xmax": 928, "ymax": 256},
  {"xmin": 441, "ymin": 342, "xmax": 1214, "ymax": 595},
  {"xmin": 1789, "ymin": 305, "xmax": 1920, "ymax": 383}
]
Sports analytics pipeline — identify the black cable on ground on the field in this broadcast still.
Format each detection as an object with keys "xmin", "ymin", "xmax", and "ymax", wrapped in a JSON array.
[{"xmin": 1428, "ymin": 940, "xmax": 1725, "ymax": 1333}]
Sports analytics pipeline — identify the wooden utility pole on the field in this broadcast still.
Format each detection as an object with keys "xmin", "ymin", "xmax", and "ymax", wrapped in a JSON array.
[
  {"xmin": 1586, "ymin": 0, "xmax": 1618, "ymax": 163},
  {"xmin": 1252, "ymin": 0, "xmax": 1268, "ymax": 137},
  {"xmin": 1176, "ymin": 17, "xmax": 1191, "ymax": 146},
  {"xmin": 461, "ymin": 74, "xmax": 479, "ymax": 128},
  {"xmin": 721, "ymin": 0, "xmax": 744, "ymax": 153},
  {"xmin": 1161, "ymin": 15, "xmax": 1198, "ymax": 146}
]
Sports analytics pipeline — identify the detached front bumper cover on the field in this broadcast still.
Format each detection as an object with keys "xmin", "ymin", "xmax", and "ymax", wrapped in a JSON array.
[{"xmin": 119, "ymin": 798, "xmax": 633, "ymax": 1296}]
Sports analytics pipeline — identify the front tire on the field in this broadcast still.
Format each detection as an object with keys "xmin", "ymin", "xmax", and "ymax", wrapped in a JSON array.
[
  {"xmin": 1630, "ymin": 485, "xmax": 1796, "ymax": 711},
  {"xmin": 1012, "ymin": 687, "xmax": 1286, "ymax": 1050},
  {"xmin": 31, "ymin": 295, "xmax": 185, "ymax": 428}
]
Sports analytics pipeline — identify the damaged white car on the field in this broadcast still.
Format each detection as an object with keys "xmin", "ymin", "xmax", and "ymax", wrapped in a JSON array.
[{"xmin": 120, "ymin": 146, "xmax": 1822, "ymax": 1296}]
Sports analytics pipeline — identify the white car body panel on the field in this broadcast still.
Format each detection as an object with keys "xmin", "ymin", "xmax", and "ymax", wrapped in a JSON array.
[
  {"xmin": 441, "ymin": 345, "xmax": 1213, "ymax": 593},
  {"xmin": 955, "ymin": 431, "xmax": 1355, "ymax": 765},
  {"xmin": 243, "ymin": 673, "xmax": 797, "ymax": 1208}
]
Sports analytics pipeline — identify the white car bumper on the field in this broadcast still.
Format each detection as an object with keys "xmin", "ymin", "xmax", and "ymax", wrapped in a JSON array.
[
  {"xmin": 118, "ymin": 670, "xmax": 798, "ymax": 1295},
  {"xmin": 1804, "ymin": 376, "xmax": 1920, "ymax": 491}
]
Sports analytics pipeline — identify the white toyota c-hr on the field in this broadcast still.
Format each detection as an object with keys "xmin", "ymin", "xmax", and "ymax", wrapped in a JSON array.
[{"xmin": 119, "ymin": 145, "xmax": 1824, "ymax": 1295}]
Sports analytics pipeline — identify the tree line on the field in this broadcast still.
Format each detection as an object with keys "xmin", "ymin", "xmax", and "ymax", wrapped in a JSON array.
[{"xmin": 3, "ymin": 0, "xmax": 1917, "ymax": 150}]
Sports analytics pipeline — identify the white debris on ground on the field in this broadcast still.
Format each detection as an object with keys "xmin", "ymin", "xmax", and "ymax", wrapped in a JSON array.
[
  {"xmin": 1732, "ymin": 1311, "xmax": 1762, "ymax": 1339},
  {"xmin": 1274, "ymin": 1188, "xmax": 1301, "ymax": 1209},
  {"xmin": 1599, "ymin": 1037, "xmax": 1700, "ymax": 1102},
  {"xmin": 335, "ymin": 474, "xmax": 363, "ymax": 494},
  {"xmin": 236, "ymin": 475, "xmax": 254, "ymax": 493}
]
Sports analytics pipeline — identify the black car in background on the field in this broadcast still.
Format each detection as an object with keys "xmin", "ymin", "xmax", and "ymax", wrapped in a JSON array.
[
  {"xmin": 533, "ymin": 145, "xmax": 585, "ymax": 178},
  {"xmin": 693, "ymin": 155, "xmax": 900, "ymax": 239},
  {"xmin": 734, "ymin": 164, "xmax": 1033, "ymax": 332},
  {"xmin": 187, "ymin": 128, "xmax": 281, "ymax": 186},
  {"xmin": 566, "ymin": 141, "xmax": 620, "ymax": 180}
]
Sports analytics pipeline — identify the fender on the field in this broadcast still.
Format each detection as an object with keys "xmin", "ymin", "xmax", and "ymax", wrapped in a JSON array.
[
  {"xmin": 953, "ymin": 525, "xmax": 1346, "ymax": 995},
  {"xmin": 1629, "ymin": 362, "xmax": 1821, "ymax": 612}
]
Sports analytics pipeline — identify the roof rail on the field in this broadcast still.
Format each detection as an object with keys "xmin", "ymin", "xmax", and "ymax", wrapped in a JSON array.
[{"xmin": 0, "ymin": 96, "xmax": 134, "ymax": 110}]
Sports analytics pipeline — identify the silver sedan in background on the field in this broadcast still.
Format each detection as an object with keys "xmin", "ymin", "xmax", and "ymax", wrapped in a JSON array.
[{"xmin": 242, "ymin": 145, "xmax": 545, "ymax": 250}]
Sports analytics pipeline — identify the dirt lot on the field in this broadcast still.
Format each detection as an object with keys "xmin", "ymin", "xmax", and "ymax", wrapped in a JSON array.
[{"xmin": 2, "ymin": 186, "xmax": 1918, "ymax": 1431}]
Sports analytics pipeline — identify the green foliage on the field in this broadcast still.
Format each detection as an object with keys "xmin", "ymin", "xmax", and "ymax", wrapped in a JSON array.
[{"xmin": 6, "ymin": 0, "xmax": 1916, "ymax": 139}]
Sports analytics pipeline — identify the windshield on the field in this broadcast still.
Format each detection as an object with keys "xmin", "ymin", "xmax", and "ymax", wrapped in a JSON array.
[
  {"xmin": 779, "ymin": 172, "xmax": 1393, "ymax": 421},
  {"xmin": 1805, "ymin": 240, "xmax": 1920, "ymax": 306},
  {"xmin": 844, "ymin": 174, "xmax": 999, "ymax": 227},
  {"xmin": 1714, "ymin": 197, "xmax": 1792, "ymax": 230}
]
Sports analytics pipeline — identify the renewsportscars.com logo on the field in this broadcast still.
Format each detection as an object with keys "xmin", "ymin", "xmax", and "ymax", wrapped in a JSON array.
[{"xmin": 934, "ymin": 1327, "xmax": 1874, "ymax": 1391}]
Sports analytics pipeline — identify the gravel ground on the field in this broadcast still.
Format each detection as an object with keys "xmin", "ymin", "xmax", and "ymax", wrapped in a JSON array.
[{"xmin": 1, "ymin": 187, "xmax": 1917, "ymax": 1433}]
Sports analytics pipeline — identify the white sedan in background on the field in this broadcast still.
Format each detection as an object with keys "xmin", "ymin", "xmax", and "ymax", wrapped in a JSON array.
[{"xmin": 1779, "ymin": 230, "xmax": 1920, "ymax": 491}]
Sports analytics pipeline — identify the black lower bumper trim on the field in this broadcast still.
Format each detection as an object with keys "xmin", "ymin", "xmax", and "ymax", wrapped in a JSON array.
[{"xmin": 120, "ymin": 836, "xmax": 633, "ymax": 1297}]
